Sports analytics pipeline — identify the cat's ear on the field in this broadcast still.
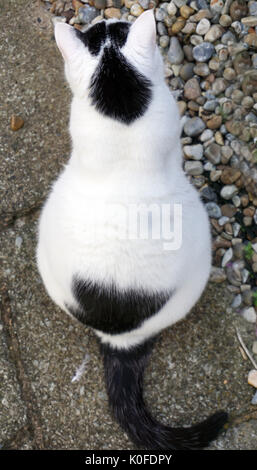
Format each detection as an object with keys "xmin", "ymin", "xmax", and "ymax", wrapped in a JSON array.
[
  {"xmin": 55, "ymin": 22, "xmax": 81, "ymax": 62},
  {"xmin": 127, "ymin": 9, "xmax": 156, "ymax": 54}
]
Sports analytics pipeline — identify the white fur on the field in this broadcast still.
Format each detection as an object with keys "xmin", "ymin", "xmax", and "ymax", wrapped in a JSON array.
[{"xmin": 37, "ymin": 11, "xmax": 211, "ymax": 349}]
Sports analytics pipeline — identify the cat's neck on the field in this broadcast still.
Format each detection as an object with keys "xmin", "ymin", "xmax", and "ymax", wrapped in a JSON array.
[{"xmin": 68, "ymin": 85, "xmax": 183, "ymax": 197}]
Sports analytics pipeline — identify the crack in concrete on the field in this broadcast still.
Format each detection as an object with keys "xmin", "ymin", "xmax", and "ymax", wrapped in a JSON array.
[
  {"xmin": 0, "ymin": 283, "xmax": 45, "ymax": 450},
  {"xmin": 0, "ymin": 200, "xmax": 44, "ymax": 232}
]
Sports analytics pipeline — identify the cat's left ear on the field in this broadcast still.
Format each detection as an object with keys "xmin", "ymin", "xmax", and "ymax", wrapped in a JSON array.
[
  {"xmin": 55, "ymin": 22, "xmax": 81, "ymax": 62},
  {"xmin": 126, "ymin": 9, "xmax": 156, "ymax": 54}
]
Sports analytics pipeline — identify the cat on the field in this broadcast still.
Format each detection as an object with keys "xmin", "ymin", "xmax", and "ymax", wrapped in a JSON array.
[{"xmin": 36, "ymin": 10, "xmax": 228, "ymax": 449}]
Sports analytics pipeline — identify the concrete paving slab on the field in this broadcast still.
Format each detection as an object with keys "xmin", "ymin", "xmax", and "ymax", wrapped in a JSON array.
[{"xmin": 0, "ymin": 0, "xmax": 70, "ymax": 228}]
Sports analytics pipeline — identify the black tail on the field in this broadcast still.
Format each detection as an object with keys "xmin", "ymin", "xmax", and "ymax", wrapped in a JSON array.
[{"xmin": 101, "ymin": 339, "xmax": 228, "ymax": 450}]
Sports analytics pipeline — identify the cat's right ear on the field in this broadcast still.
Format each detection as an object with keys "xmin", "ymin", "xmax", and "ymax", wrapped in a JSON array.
[
  {"xmin": 126, "ymin": 9, "xmax": 156, "ymax": 55},
  {"xmin": 55, "ymin": 23, "xmax": 80, "ymax": 62}
]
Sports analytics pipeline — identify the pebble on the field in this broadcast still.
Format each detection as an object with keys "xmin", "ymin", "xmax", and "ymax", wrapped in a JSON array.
[
  {"xmin": 130, "ymin": 4, "xmax": 144, "ymax": 16},
  {"xmin": 10, "ymin": 115, "xmax": 24, "ymax": 131},
  {"xmin": 192, "ymin": 42, "xmax": 215, "ymax": 62},
  {"xmin": 209, "ymin": 266, "xmax": 226, "ymax": 282},
  {"xmin": 221, "ymin": 247, "xmax": 233, "ymax": 267},
  {"xmin": 183, "ymin": 117, "xmax": 206, "ymax": 136},
  {"xmin": 248, "ymin": 369, "xmax": 257, "ymax": 388},
  {"xmin": 242, "ymin": 307, "xmax": 257, "ymax": 324},
  {"xmin": 205, "ymin": 143, "xmax": 221, "ymax": 164},
  {"xmin": 196, "ymin": 18, "xmax": 210, "ymax": 35},
  {"xmin": 78, "ymin": 5, "xmax": 99, "ymax": 23},
  {"xmin": 251, "ymin": 391, "xmax": 257, "ymax": 405},
  {"xmin": 253, "ymin": 342, "xmax": 257, "ymax": 355},
  {"xmin": 167, "ymin": 1, "xmax": 177, "ymax": 16},
  {"xmin": 183, "ymin": 144, "xmax": 203, "ymax": 160},
  {"xmin": 104, "ymin": 7, "xmax": 121, "ymax": 18},
  {"xmin": 184, "ymin": 78, "xmax": 201, "ymax": 100},
  {"xmin": 205, "ymin": 202, "xmax": 222, "ymax": 218},
  {"xmin": 168, "ymin": 37, "xmax": 184, "ymax": 65},
  {"xmin": 204, "ymin": 25, "xmax": 223, "ymax": 42},
  {"xmin": 220, "ymin": 185, "xmax": 238, "ymax": 200},
  {"xmin": 184, "ymin": 161, "xmax": 203, "ymax": 176}
]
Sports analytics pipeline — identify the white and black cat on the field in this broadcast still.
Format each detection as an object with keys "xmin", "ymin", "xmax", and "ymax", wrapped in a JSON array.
[{"xmin": 37, "ymin": 10, "xmax": 228, "ymax": 449}]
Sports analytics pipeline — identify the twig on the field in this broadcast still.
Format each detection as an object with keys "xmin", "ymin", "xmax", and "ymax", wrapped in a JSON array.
[{"xmin": 235, "ymin": 327, "xmax": 257, "ymax": 370}]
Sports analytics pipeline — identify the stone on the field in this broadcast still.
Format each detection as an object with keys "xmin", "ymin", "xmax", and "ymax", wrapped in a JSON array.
[
  {"xmin": 78, "ymin": 5, "xmax": 99, "ymax": 23},
  {"xmin": 210, "ymin": 0, "xmax": 224, "ymax": 13},
  {"xmin": 168, "ymin": 37, "xmax": 184, "ymax": 65},
  {"xmin": 244, "ymin": 33, "xmax": 257, "ymax": 48},
  {"xmin": 249, "ymin": 1, "xmax": 257, "ymax": 16},
  {"xmin": 179, "ymin": 63, "xmax": 194, "ymax": 81},
  {"xmin": 184, "ymin": 78, "xmax": 201, "ymax": 100},
  {"xmin": 205, "ymin": 25, "xmax": 224, "ymax": 42},
  {"xmin": 201, "ymin": 186, "xmax": 217, "ymax": 202},
  {"xmin": 138, "ymin": 0, "xmax": 150, "ymax": 8},
  {"xmin": 205, "ymin": 143, "xmax": 221, "ymax": 164},
  {"xmin": 242, "ymin": 308, "xmax": 257, "ymax": 324},
  {"xmin": 10, "ymin": 115, "xmax": 24, "ymax": 131},
  {"xmin": 219, "ymin": 14, "xmax": 232, "ymax": 26},
  {"xmin": 200, "ymin": 129, "xmax": 214, "ymax": 142},
  {"xmin": 229, "ymin": 0, "xmax": 248, "ymax": 21},
  {"xmin": 233, "ymin": 52, "xmax": 252, "ymax": 76},
  {"xmin": 209, "ymin": 266, "xmax": 226, "ymax": 283},
  {"xmin": 205, "ymin": 202, "xmax": 222, "ymax": 218},
  {"xmin": 184, "ymin": 161, "xmax": 203, "ymax": 176},
  {"xmin": 251, "ymin": 391, "xmax": 257, "ymax": 405},
  {"xmin": 180, "ymin": 5, "xmax": 194, "ymax": 19},
  {"xmin": 221, "ymin": 204, "xmax": 237, "ymax": 218},
  {"xmin": 192, "ymin": 42, "xmax": 215, "ymax": 62},
  {"xmin": 167, "ymin": 1, "xmax": 177, "ymax": 16},
  {"xmin": 94, "ymin": 0, "xmax": 106, "ymax": 8},
  {"xmin": 130, "ymin": 4, "xmax": 144, "ymax": 16},
  {"xmin": 220, "ymin": 185, "xmax": 238, "ymax": 200},
  {"xmin": 242, "ymin": 72, "xmax": 257, "ymax": 96},
  {"xmin": 231, "ymin": 293, "xmax": 242, "ymax": 308},
  {"xmin": 253, "ymin": 341, "xmax": 257, "ymax": 355},
  {"xmin": 184, "ymin": 117, "xmax": 206, "ymax": 136},
  {"xmin": 222, "ymin": 247, "xmax": 233, "ymax": 267},
  {"xmin": 212, "ymin": 78, "xmax": 227, "ymax": 95},
  {"xmin": 159, "ymin": 36, "xmax": 170, "ymax": 49},
  {"xmin": 220, "ymin": 168, "xmax": 241, "ymax": 185},
  {"xmin": 183, "ymin": 144, "xmax": 203, "ymax": 160},
  {"xmin": 171, "ymin": 17, "xmax": 186, "ymax": 34},
  {"xmin": 196, "ymin": 18, "xmax": 210, "ymax": 35},
  {"xmin": 248, "ymin": 370, "xmax": 257, "ymax": 387},
  {"xmin": 206, "ymin": 115, "xmax": 222, "ymax": 130},
  {"xmin": 194, "ymin": 63, "xmax": 209, "ymax": 77},
  {"xmin": 241, "ymin": 16, "xmax": 257, "ymax": 27}
]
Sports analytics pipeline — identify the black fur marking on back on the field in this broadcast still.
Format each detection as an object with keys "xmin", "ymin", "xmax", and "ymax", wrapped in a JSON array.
[
  {"xmin": 89, "ymin": 46, "xmax": 152, "ymax": 124},
  {"xmin": 67, "ymin": 276, "xmax": 170, "ymax": 335}
]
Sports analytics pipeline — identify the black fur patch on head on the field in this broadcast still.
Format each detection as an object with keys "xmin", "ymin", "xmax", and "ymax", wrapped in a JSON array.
[
  {"xmin": 107, "ymin": 21, "xmax": 131, "ymax": 48},
  {"xmin": 67, "ymin": 276, "xmax": 170, "ymax": 335},
  {"xmin": 75, "ymin": 21, "xmax": 107, "ymax": 56},
  {"xmin": 75, "ymin": 20, "xmax": 152, "ymax": 124},
  {"xmin": 89, "ymin": 46, "xmax": 152, "ymax": 124}
]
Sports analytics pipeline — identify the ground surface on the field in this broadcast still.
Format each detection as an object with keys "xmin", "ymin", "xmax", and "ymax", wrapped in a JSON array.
[{"xmin": 0, "ymin": 0, "xmax": 257, "ymax": 450}]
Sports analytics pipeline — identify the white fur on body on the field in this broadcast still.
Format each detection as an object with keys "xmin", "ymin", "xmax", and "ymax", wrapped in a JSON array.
[{"xmin": 37, "ymin": 12, "xmax": 211, "ymax": 350}]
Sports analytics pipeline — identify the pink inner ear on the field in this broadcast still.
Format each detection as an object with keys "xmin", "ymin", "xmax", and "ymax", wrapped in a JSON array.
[{"xmin": 55, "ymin": 22, "xmax": 78, "ymax": 62}]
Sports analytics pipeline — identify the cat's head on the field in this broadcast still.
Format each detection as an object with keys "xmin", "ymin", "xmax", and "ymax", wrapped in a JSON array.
[{"xmin": 55, "ymin": 10, "xmax": 164, "ymax": 124}]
